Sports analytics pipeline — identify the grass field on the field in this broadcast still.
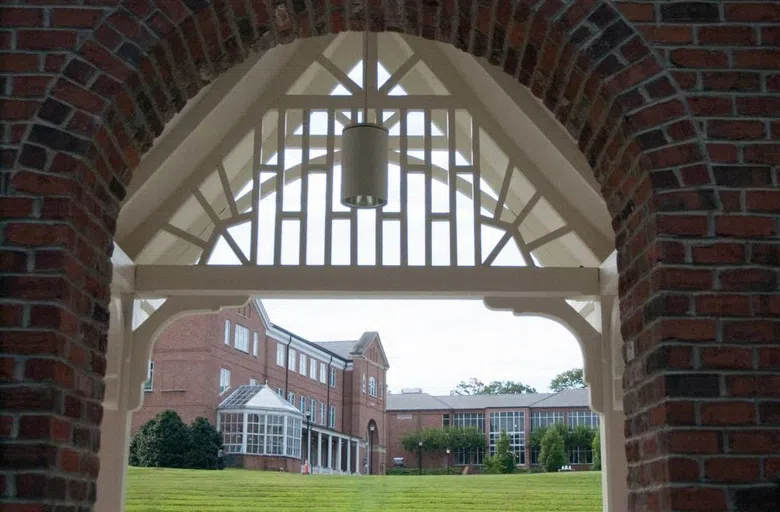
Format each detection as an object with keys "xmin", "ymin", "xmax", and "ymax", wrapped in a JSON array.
[{"xmin": 126, "ymin": 467, "xmax": 603, "ymax": 511}]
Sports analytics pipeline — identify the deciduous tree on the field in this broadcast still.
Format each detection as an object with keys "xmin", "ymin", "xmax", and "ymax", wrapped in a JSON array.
[{"xmin": 549, "ymin": 368, "xmax": 585, "ymax": 392}]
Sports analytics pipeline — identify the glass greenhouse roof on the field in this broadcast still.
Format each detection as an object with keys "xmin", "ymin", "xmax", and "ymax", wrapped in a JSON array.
[{"xmin": 218, "ymin": 385, "xmax": 303, "ymax": 415}]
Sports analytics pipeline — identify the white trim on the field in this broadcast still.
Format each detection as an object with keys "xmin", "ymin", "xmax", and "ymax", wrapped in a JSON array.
[{"xmin": 266, "ymin": 326, "xmax": 349, "ymax": 369}]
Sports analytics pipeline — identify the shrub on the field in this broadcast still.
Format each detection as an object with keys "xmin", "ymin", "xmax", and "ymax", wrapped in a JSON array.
[
  {"xmin": 130, "ymin": 411, "xmax": 222, "ymax": 470},
  {"xmin": 539, "ymin": 427, "xmax": 566, "ymax": 472},
  {"xmin": 186, "ymin": 417, "xmax": 224, "ymax": 469},
  {"xmin": 592, "ymin": 428, "xmax": 601, "ymax": 470}
]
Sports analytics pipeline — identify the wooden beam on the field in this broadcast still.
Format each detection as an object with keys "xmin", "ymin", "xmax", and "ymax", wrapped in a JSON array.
[{"xmin": 134, "ymin": 265, "xmax": 599, "ymax": 299}]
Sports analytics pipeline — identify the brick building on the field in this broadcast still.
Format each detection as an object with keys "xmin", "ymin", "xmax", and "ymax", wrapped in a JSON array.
[
  {"xmin": 134, "ymin": 299, "xmax": 389, "ymax": 474},
  {"xmin": 386, "ymin": 388, "xmax": 600, "ymax": 471}
]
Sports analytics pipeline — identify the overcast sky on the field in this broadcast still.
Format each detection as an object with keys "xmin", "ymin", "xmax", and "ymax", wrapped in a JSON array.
[{"xmin": 262, "ymin": 299, "xmax": 584, "ymax": 395}]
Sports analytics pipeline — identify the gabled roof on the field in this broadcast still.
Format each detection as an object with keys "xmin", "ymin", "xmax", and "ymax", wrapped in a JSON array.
[
  {"xmin": 218, "ymin": 385, "xmax": 302, "ymax": 415},
  {"xmin": 386, "ymin": 388, "xmax": 592, "ymax": 411},
  {"xmin": 315, "ymin": 332, "xmax": 390, "ymax": 368}
]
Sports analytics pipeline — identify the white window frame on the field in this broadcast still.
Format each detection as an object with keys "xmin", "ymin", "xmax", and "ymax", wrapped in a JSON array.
[
  {"xmin": 288, "ymin": 391, "xmax": 295, "ymax": 404},
  {"xmin": 319, "ymin": 362, "xmax": 327, "ymax": 384},
  {"xmin": 234, "ymin": 324, "xmax": 249, "ymax": 353},
  {"xmin": 276, "ymin": 387, "xmax": 284, "ymax": 396},
  {"xmin": 253, "ymin": 332, "xmax": 259, "ymax": 357},
  {"xmin": 328, "ymin": 405, "xmax": 336, "ymax": 428},
  {"xmin": 144, "ymin": 361, "xmax": 154, "ymax": 392},
  {"xmin": 299, "ymin": 353, "xmax": 307, "ymax": 376},
  {"xmin": 224, "ymin": 319, "xmax": 231, "ymax": 345},
  {"xmin": 320, "ymin": 403, "xmax": 326, "ymax": 425},
  {"xmin": 288, "ymin": 348, "xmax": 297, "ymax": 372},
  {"xmin": 368, "ymin": 376, "xmax": 377, "ymax": 397},
  {"xmin": 276, "ymin": 343, "xmax": 285, "ymax": 367},
  {"xmin": 219, "ymin": 367, "xmax": 231, "ymax": 393},
  {"xmin": 299, "ymin": 395, "xmax": 306, "ymax": 412},
  {"xmin": 361, "ymin": 373, "xmax": 366, "ymax": 394},
  {"xmin": 249, "ymin": 378, "xmax": 259, "ymax": 386},
  {"xmin": 310, "ymin": 358, "xmax": 318, "ymax": 380},
  {"xmin": 310, "ymin": 398, "xmax": 316, "ymax": 418},
  {"xmin": 329, "ymin": 367, "xmax": 336, "ymax": 387}
]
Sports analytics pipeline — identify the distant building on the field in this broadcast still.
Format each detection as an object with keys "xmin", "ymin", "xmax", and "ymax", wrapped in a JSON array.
[
  {"xmin": 134, "ymin": 299, "xmax": 388, "ymax": 474},
  {"xmin": 386, "ymin": 388, "xmax": 599, "ymax": 471}
]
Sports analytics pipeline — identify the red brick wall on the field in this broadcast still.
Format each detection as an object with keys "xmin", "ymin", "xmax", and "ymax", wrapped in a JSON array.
[
  {"xmin": 386, "ymin": 409, "xmax": 448, "ymax": 469},
  {"xmin": 1, "ymin": 1, "xmax": 778, "ymax": 510}
]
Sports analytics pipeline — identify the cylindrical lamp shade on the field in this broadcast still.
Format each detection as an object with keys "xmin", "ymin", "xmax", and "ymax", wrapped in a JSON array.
[{"xmin": 341, "ymin": 123, "xmax": 389, "ymax": 208}]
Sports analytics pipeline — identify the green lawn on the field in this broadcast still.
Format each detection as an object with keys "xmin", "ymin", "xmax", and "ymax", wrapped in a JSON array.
[{"xmin": 126, "ymin": 467, "xmax": 603, "ymax": 511}]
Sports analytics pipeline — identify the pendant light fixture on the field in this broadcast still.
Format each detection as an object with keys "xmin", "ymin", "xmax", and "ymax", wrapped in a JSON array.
[{"xmin": 340, "ymin": 32, "xmax": 389, "ymax": 209}]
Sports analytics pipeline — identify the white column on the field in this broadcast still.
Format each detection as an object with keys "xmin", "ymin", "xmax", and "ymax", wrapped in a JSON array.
[
  {"xmin": 96, "ymin": 296, "xmax": 134, "ymax": 512},
  {"xmin": 307, "ymin": 424, "xmax": 312, "ymax": 465},
  {"xmin": 327, "ymin": 433, "xmax": 333, "ymax": 472},
  {"xmin": 355, "ymin": 442, "xmax": 361, "ymax": 475},
  {"xmin": 601, "ymin": 409, "xmax": 628, "ymax": 512},
  {"xmin": 347, "ymin": 440, "xmax": 352, "ymax": 474},
  {"xmin": 337, "ymin": 436, "xmax": 343, "ymax": 473},
  {"xmin": 317, "ymin": 431, "xmax": 323, "ymax": 469}
]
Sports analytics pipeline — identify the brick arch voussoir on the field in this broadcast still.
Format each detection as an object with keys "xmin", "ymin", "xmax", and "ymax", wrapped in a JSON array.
[{"xmin": 21, "ymin": 0, "xmax": 702, "ymax": 262}]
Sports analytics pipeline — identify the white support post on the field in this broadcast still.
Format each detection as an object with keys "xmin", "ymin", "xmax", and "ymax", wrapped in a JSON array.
[
  {"xmin": 337, "ymin": 436, "xmax": 343, "ymax": 473},
  {"xmin": 307, "ymin": 424, "xmax": 312, "ymax": 466},
  {"xmin": 600, "ymin": 409, "xmax": 628, "ymax": 512},
  {"xmin": 327, "ymin": 433, "xmax": 333, "ymax": 472},
  {"xmin": 96, "ymin": 296, "xmax": 134, "ymax": 512},
  {"xmin": 317, "ymin": 431, "xmax": 323, "ymax": 470},
  {"xmin": 347, "ymin": 440, "xmax": 352, "ymax": 474},
  {"xmin": 355, "ymin": 442, "xmax": 361, "ymax": 475}
]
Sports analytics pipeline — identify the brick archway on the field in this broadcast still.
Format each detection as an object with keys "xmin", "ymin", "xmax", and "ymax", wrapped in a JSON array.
[{"xmin": 2, "ymin": 1, "xmax": 778, "ymax": 511}]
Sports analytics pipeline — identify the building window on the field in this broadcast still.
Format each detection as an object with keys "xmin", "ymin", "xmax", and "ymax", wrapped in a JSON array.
[
  {"xmin": 219, "ymin": 368, "xmax": 231, "ymax": 393},
  {"xmin": 224, "ymin": 320, "xmax": 231, "ymax": 345},
  {"xmin": 488, "ymin": 411, "xmax": 525, "ymax": 464},
  {"xmin": 253, "ymin": 332, "xmax": 259, "ymax": 357},
  {"xmin": 361, "ymin": 373, "xmax": 366, "ymax": 394},
  {"xmin": 144, "ymin": 361, "xmax": 154, "ymax": 392},
  {"xmin": 455, "ymin": 448, "xmax": 484, "ymax": 466},
  {"xmin": 568, "ymin": 410, "xmax": 600, "ymax": 428},
  {"xmin": 568, "ymin": 446, "xmax": 594, "ymax": 465},
  {"xmin": 310, "ymin": 358, "xmax": 318, "ymax": 380},
  {"xmin": 234, "ymin": 324, "xmax": 249, "ymax": 353},
  {"xmin": 298, "ymin": 395, "xmax": 306, "ymax": 412},
  {"xmin": 378, "ymin": 379, "xmax": 383, "ymax": 400},
  {"xmin": 368, "ymin": 377, "xmax": 377, "ymax": 397},
  {"xmin": 299, "ymin": 353, "xmax": 307, "ymax": 376},
  {"xmin": 288, "ymin": 348, "xmax": 297, "ymax": 372},
  {"xmin": 453, "ymin": 413, "xmax": 485, "ymax": 432},
  {"xmin": 310, "ymin": 398, "xmax": 316, "ymax": 419},
  {"xmin": 287, "ymin": 391, "xmax": 295, "ymax": 404},
  {"xmin": 267, "ymin": 414, "xmax": 285, "ymax": 455},
  {"xmin": 276, "ymin": 343, "xmax": 285, "ymax": 367},
  {"xmin": 276, "ymin": 387, "xmax": 284, "ymax": 396},
  {"xmin": 286, "ymin": 415, "xmax": 302, "ymax": 458},
  {"xmin": 249, "ymin": 378, "xmax": 259, "ymax": 386},
  {"xmin": 329, "ymin": 367, "xmax": 336, "ymax": 387},
  {"xmin": 219, "ymin": 412, "xmax": 243, "ymax": 453},
  {"xmin": 320, "ymin": 403, "xmax": 326, "ymax": 425},
  {"xmin": 443, "ymin": 414, "xmax": 450, "ymax": 428},
  {"xmin": 320, "ymin": 363, "xmax": 327, "ymax": 384},
  {"xmin": 531, "ymin": 411, "xmax": 564, "ymax": 431},
  {"xmin": 246, "ymin": 413, "xmax": 264, "ymax": 454},
  {"xmin": 328, "ymin": 405, "xmax": 336, "ymax": 428}
]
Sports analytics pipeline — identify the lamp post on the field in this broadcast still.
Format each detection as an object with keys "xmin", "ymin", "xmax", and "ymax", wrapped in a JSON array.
[
  {"xmin": 445, "ymin": 448, "xmax": 450, "ymax": 475},
  {"xmin": 368, "ymin": 424, "xmax": 375, "ymax": 475},
  {"xmin": 418, "ymin": 440, "xmax": 423, "ymax": 476},
  {"xmin": 306, "ymin": 411, "xmax": 313, "ymax": 467}
]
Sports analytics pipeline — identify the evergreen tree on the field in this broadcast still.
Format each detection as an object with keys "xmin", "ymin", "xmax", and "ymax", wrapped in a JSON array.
[
  {"xmin": 539, "ymin": 426, "xmax": 567, "ymax": 472},
  {"xmin": 592, "ymin": 428, "xmax": 601, "ymax": 470},
  {"xmin": 186, "ymin": 417, "xmax": 224, "ymax": 469},
  {"xmin": 483, "ymin": 430, "xmax": 516, "ymax": 474},
  {"xmin": 136, "ymin": 410, "xmax": 190, "ymax": 468}
]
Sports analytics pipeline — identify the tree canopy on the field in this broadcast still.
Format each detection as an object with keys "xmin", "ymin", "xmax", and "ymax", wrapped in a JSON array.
[
  {"xmin": 400, "ymin": 427, "xmax": 485, "ymax": 454},
  {"xmin": 549, "ymin": 368, "xmax": 586, "ymax": 392},
  {"xmin": 450, "ymin": 377, "xmax": 537, "ymax": 395}
]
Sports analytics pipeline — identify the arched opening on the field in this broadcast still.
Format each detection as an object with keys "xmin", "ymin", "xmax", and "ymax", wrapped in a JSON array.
[
  {"xmin": 103, "ymin": 29, "xmax": 624, "ymax": 511},
  {"xmin": 9, "ymin": 1, "xmax": 774, "ymax": 511}
]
